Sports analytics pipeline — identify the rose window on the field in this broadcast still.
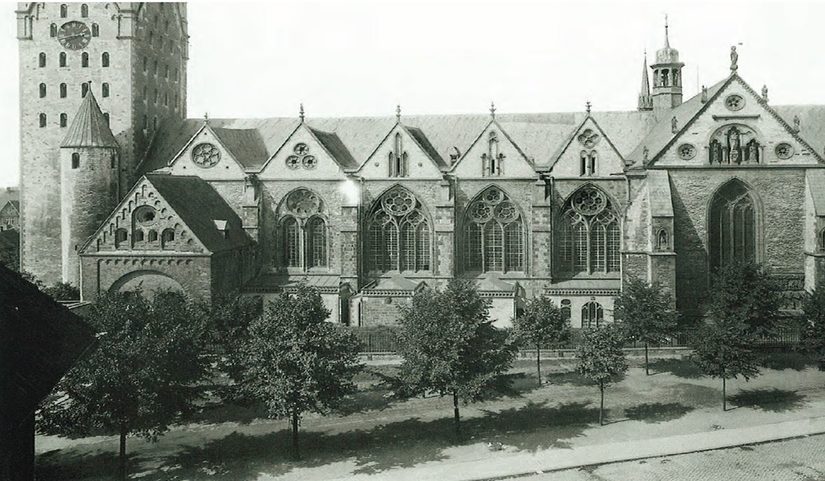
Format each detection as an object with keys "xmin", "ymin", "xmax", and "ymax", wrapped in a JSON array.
[
  {"xmin": 285, "ymin": 189, "xmax": 322, "ymax": 218},
  {"xmin": 775, "ymin": 143, "xmax": 794, "ymax": 160},
  {"xmin": 381, "ymin": 188, "xmax": 416, "ymax": 216},
  {"xmin": 577, "ymin": 129, "xmax": 601, "ymax": 148},
  {"xmin": 678, "ymin": 143, "xmax": 696, "ymax": 160},
  {"xmin": 285, "ymin": 143, "xmax": 316, "ymax": 170},
  {"xmin": 191, "ymin": 142, "xmax": 221, "ymax": 168},
  {"xmin": 571, "ymin": 187, "xmax": 607, "ymax": 216},
  {"xmin": 725, "ymin": 95, "xmax": 745, "ymax": 111}
]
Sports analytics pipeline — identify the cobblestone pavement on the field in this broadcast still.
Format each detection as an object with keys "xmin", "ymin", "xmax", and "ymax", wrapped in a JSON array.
[{"xmin": 520, "ymin": 433, "xmax": 825, "ymax": 481}]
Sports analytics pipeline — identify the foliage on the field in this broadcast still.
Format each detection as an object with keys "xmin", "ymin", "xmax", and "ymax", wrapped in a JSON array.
[
  {"xmin": 575, "ymin": 324, "xmax": 628, "ymax": 388},
  {"xmin": 39, "ymin": 289, "xmax": 209, "ymax": 478},
  {"xmin": 43, "ymin": 281, "xmax": 81, "ymax": 301},
  {"xmin": 513, "ymin": 295, "xmax": 570, "ymax": 348},
  {"xmin": 201, "ymin": 291, "xmax": 263, "ymax": 379},
  {"xmin": 705, "ymin": 261, "xmax": 782, "ymax": 337},
  {"xmin": 692, "ymin": 321, "xmax": 760, "ymax": 381},
  {"xmin": 234, "ymin": 284, "xmax": 362, "ymax": 457},
  {"xmin": 396, "ymin": 279, "xmax": 516, "ymax": 434},
  {"xmin": 0, "ymin": 229, "xmax": 19, "ymax": 271},
  {"xmin": 801, "ymin": 288, "xmax": 825, "ymax": 369}
]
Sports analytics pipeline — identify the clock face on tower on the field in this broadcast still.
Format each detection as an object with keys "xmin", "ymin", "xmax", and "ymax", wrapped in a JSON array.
[{"xmin": 58, "ymin": 21, "xmax": 92, "ymax": 50}]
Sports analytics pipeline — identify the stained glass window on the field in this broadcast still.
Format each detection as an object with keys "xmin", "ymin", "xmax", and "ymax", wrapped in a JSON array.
[
  {"xmin": 367, "ymin": 187, "xmax": 431, "ymax": 273},
  {"xmin": 464, "ymin": 186, "xmax": 523, "ymax": 272},
  {"xmin": 557, "ymin": 186, "xmax": 621, "ymax": 275},
  {"xmin": 709, "ymin": 180, "xmax": 756, "ymax": 270}
]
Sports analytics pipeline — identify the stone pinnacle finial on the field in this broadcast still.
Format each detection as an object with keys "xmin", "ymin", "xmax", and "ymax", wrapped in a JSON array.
[
  {"xmin": 701, "ymin": 85, "xmax": 708, "ymax": 103},
  {"xmin": 490, "ymin": 101, "xmax": 496, "ymax": 119},
  {"xmin": 762, "ymin": 85, "xmax": 769, "ymax": 103},
  {"xmin": 396, "ymin": 104, "xmax": 402, "ymax": 122},
  {"xmin": 299, "ymin": 103, "xmax": 305, "ymax": 122},
  {"xmin": 586, "ymin": 100, "xmax": 592, "ymax": 114},
  {"xmin": 203, "ymin": 112, "xmax": 209, "ymax": 123},
  {"xmin": 664, "ymin": 14, "xmax": 670, "ymax": 48}
]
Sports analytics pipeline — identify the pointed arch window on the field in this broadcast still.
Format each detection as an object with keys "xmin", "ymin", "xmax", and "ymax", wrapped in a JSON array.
[
  {"xmin": 367, "ymin": 187, "xmax": 431, "ymax": 273},
  {"xmin": 582, "ymin": 301, "xmax": 603, "ymax": 329},
  {"xmin": 557, "ymin": 186, "xmax": 621, "ymax": 275},
  {"xmin": 464, "ymin": 186, "xmax": 524, "ymax": 272},
  {"xmin": 388, "ymin": 132, "xmax": 408, "ymax": 177},
  {"xmin": 709, "ymin": 180, "xmax": 756, "ymax": 271},
  {"xmin": 282, "ymin": 217, "xmax": 300, "ymax": 268},
  {"xmin": 307, "ymin": 217, "xmax": 327, "ymax": 268},
  {"xmin": 482, "ymin": 131, "xmax": 504, "ymax": 176},
  {"xmin": 102, "ymin": 52, "xmax": 109, "ymax": 67},
  {"xmin": 277, "ymin": 189, "xmax": 328, "ymax": 270}
]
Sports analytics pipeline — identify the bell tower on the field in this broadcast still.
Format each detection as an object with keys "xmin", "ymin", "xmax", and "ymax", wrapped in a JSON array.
[
  {"xmin": 650, "ymin": 16, "xmax": 684, "ymax": 112},
  {"xmin": 16, "ymin": 2, "xmax": 188, "ymax": 284}
]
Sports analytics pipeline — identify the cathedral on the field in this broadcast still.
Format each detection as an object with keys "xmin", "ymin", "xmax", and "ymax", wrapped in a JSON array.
[{"xmin": 17, "ymin": 3, "xmax": 825, "ymax": 327}]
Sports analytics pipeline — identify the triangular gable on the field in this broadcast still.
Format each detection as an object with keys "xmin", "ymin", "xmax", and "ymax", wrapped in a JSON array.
[
  {"xmin": 258, "ymin": 122, "xmax": 352, "ymax": 180},
  {"xmin": 167, "ymin": 122, "xmax": 250, "ymax": 179},
  {"xmin": 357, "ymin": 122, "xmax": 445, "ymax": 178},
  {"xmin": 649, "ymin": 74, "xmax": 824, "ymax": 167},
  {"xmin": 79, "ymin": 176, "xmax": 211, "ymax": 255},
  {"xmin": 549, "ymin": 115, "xmax": 626, "ymax": 176},
  {"xmin": 449, "ymin": 119, "xmax": 536, "ymax": 178}
]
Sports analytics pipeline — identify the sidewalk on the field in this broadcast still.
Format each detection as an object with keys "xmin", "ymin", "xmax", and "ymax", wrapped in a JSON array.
[{"xmin": 323, "ymin": 415, "xmax": 825, "ymax": 481}]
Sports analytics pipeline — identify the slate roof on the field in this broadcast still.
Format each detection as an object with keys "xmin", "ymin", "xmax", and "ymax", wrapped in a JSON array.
[
  {"xmin": 145, "ymin": 174, "xmax": 254, "ymax": 253},
  {"xmin": 61, "ymin": 90, "xmax": 118, "ymax": 149},
  {"xmin": 244, "ymin": 274, "xmax": 341, "ymax": 293},
  {"xmin": 307, "ymin": 126, "xmax": 359, "ymax": 170},
  {"xmin": 211, "ymin": 127, "xmax": 269, "ymax": 170}
]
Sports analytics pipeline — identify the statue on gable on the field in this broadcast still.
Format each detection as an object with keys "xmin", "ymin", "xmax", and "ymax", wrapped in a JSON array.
[
  {"xmin": 671, "ymin": 116, "xmax": 678, "ymax": 133},
  {"xmin": 730, "ymin": 46, "xmax": 739, "ymax": 72},
  {"xmin": 701, "ymin": 85, "xmax": 708, "ymax": 103}
]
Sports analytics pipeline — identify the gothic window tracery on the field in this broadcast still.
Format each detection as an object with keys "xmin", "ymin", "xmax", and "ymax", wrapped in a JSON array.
[
  {"xmin": 367, "ymin": 187, "xmax": 431, "ymax": 273},
  {"xmin": 708, "ymin": 125, "xmax": 761, "ymax": 165},
  {"xmin": 278, "ymin": 188, "xmax": 328, "ymax": 270},
  {"xmin": 557, "ymin": 186, "xmax": 621, "ymax": 275},
  {"xmin": 582, "ymin": 301, "xmax": 604, "ymax": 328},
  {"xmin": 464, "ymin": 186, "xmax": 524, "ymax": 273},
  {"xmin": 709, "ymin": 180, "xmax": 757, "ymax": 271}
]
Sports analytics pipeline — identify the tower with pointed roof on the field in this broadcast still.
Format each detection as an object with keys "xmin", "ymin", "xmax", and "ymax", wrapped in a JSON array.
[
  {"xmin": 638, "ymin": 51, "xmax": 653, "ymax": 111},
  {"xmin": 650, "ymin": 16, "xmax": 684, "ymax": 112},
  {"xmin": 59, "ymin": 89, "xmax": 120, "ymax": 285}
]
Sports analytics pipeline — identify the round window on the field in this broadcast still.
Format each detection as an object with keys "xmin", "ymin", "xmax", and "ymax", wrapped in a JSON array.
[{"xmin": 134, "ymin": 206, "xmax": 157, "ymax": 225}]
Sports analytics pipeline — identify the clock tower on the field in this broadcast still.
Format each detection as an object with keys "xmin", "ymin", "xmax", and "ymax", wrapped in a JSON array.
[{"xmin": 16, "ymin": 2, "xmax": 188, "ymax": 284}]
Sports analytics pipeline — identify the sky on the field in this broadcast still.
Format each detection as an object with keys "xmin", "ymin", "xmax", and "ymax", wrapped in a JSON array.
[{"xmin": 1, "ymin": 0, "xmax": 824, "ymax": 188}]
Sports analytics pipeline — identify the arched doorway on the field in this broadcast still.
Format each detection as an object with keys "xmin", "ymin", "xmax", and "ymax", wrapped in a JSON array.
[{"xmin": 110, "ymin": 270, "xmax": 185, "ymax": 299}]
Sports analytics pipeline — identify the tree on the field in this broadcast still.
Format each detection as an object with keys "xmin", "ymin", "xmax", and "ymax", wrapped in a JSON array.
[
  {"xmin": 614, "ymin": 277, "xmax": 679, "ymax": 375},
  {"xmin": 513, "ymin": 295, "xmax": 570, "ymax": 385},
  {"xmin": 234, "ymin": 284, "xmax": 362, "ymax": 459},
  {"xmin": 801, "ymin": 288, "xmax": 825, "ymax": 369},
  {"xmin": 39, "ymin": 289, "xmax": 209, "ymax": 480},
  {"xmin": 692, "ymin": 320, "xmax": 760, "ymax": 411},
  {"xmin": 43, "ymin": 281, "xmax": 80, "ymax": 301},
  {"xmin": 397, "ymin": 279, "xmax": 517, "ymax": 437},
  {"xmin": 705, "ymin": 261, "xmax": 782, "ymax": 337},
  {"xmin": 201, "ymin": 291, "xmax": 263, "ymax": 381},
  {"xmin": 576, "ymin": 324, "xmax": 628, "ymax": 426}
]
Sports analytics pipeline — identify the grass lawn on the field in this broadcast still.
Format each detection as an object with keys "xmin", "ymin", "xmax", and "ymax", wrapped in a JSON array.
[{"xmin": 35, "ymin": 353, "xmax": 825, "ymax": 481}]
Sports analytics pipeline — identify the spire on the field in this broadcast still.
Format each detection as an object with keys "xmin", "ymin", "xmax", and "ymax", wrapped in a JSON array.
[
  {"xmin": 61, "ymin": 86, "xmax": 118, "ymax": 148},
  {"xmin": 638, "ymin": 50, "xmax": 653, "ymax": 111},
  {"xmin": 664, "ymin": 14, "xmax": 670, "ymax": 49}
]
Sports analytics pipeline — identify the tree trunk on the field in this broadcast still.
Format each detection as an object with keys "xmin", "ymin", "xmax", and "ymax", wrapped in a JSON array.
[
  {"xmin": 118, "ymin": 425, "xmax": 127, "ymax": 481},
  {"xmin": 644, "ymin": 341, "xmax": 650, "ymax": 376},
  {"xmin": 599, "ymin": 380, "xmax": 605, "ymax": 426},
  {"xmin": 722, "ymin": 377, "xmax": 727, "ymax": 412},
  {"xmin": 453, "ymin": 391, "xmax": 460, "ymax": 437},
  {"xmin": 291, "ymin": 410, "xmax": 300, "ymax": 460},
  {"xmin": 536, "ymin": 345, "xmax": 542, "ymax": 386}
]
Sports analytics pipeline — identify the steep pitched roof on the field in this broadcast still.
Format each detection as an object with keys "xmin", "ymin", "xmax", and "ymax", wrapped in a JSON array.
[
  {"xmin": 547, "ymin": 114, "xmax": 627, "ymax": 171},
  {"xmin": 145, "ymin": 174, "xmax": 254, "ymax": 253},
  {"xmin": 306, "ymin": 126, "xmax": 359, "ymax": 170},
  {"xmin": 404, "ymin": 125, "xmax": 448, "ymax": 169},
  {"xmin": 211, "ymin": 127, "xmax": 269, "ymax": 170},
  {"xmin": 61, "ymin": 90, "xmax": 118, "ymax": 149}
]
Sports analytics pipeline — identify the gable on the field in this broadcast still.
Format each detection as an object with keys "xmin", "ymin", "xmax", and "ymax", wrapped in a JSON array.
[
  {"xmin": 550, "ymin": 116, "xmax": 626, "ymax": 177},
  {"xmin": 168, "ymin": 124, "xmax": 249, "ymax": 179},
  {"xmin": 653, "ymin": 76, "xmax": 822, "ymax": 167},
  {"xmin": 451, "ymin": 120, "xmax": 536, "ymax": 178},
  {"xmin": 358, "ymin": 124, "xmax": 444, "ymax": 179},
  {"xmin": 258, "ymin": 124, "xmax": 350, "ymax": 180}
]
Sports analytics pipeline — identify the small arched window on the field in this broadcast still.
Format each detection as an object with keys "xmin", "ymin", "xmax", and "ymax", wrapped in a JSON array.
[
  {"xmin": 561, "ymin": 299, "xmax": 572, "ymax": 322},
  {"xmin": 91, "ymin": 23, "xmax": 99, "ymax": 37},
  {"xmin": 60, "ymin": 4, "xmax": 68, "ymax": 18},
  {"xmin": 115, "ymin": 228, "xmax": 128, "ymax": 247},
  {"xmin": 60, "ymin": 113, "xmax": 67, "ymax": 128},
  {"xmin": 819, "ymin": 228, "xmax": 825, "ymax": 252},
  {"xmin": 581, "ymin": 301, "xmax": 604, "ymax": 329},
  {"xmin": 134, "ymin": 230, "xmax": 145, "ymax": 242},
  {"xmin": 103, "ymin": 113, "xmax": 110, "ymax": 125},
  {"xmin": 102, "ymin": 83, "xmax": 109, "ymax": 97},
  {"xmin": 580, "ymin": 151, "xmax": 587, "ymax": 176},
  {"xmin": 81, "ymin": 82, "xmax": 89, "ymax": 97},
  {"xmin": 38, "ymin": 52, "xmax": 46, "ymax": 67},
  {"xmin": 50, "ymin": 24, "xmax": 57, "ymax": 37},
  {"xmin": 81, "ymin": 52, "xmax": 89, "ymax": 68},
  {"xmin": 143, "ymin": 56, "xmax": 148, "ymax": 72},
  {"xmin": 148, "ymin": 230, "xmax": 158, "ymax": 242},
  {"xmin": 39, "ymin": 113, "xmax": 46, "ymax": 128},
  {"xmin": 60, "ymin": 83, "xmax": 67, "ymax": 98},
  {"xmin": 307, "ymin": 217, "xmax": 327, "ymax": 268},
  {"xmin": 71, "ymin": 153, "xmax": 80, "ymax": 169},
  {"xmin": 483, "ymin": 131, "xmax": 503, "ymax": 176},
  {"xmin": 153, "ymin": 116, "xmax": 158, "ymax": 130},
  {"xmin": 588, "ymin": 152, "xmax": 597, "ymax": 176},
  {"xmin": 161, "ymin": 228, "xmax": 175, "ymax": 248},
  {"xmin": 101, "ymin": 52, "xmax": 109, "ymax": 67},
  {"xmin": 657, "ymin": 229, "xmax": 669, "ymax": 251},
  {"xmin": 39, "ymin": 83, "xmax": 46, "ymax": 98},
  {"xmin": 110, "ymin": 152, "xmax": 116, "ymax": 169},
  {"xmin": 80, "ymin": 3, "xmax": 88, "ymax": 18},
  {"xmin": 59, "ymin": 52, "xmax": 67, "ymax": 67}
]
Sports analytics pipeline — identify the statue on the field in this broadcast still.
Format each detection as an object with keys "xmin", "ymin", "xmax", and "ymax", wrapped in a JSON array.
[
  {"xmin": 761, "ymin": 85, "xmax": 769, "ymax": 103},
  {"xmin": 701, "ymin": 85, "xmax": 708, "ymax": 103},
  {"xmin": 671, "ymin": 116, "xmax": 678, "ymax": 133},
  {"xmin": 748, "ymin": 141, "xmax": 759, "ymax": 163},
  {"xmin": 730, "ymin": 46, "xmax": 739, "ymax": 72},
  {"xmin": 643, "ymin": 146, "xmax": 649, "ymax": 163},
  {"xmin": 728, "ymin": 129, "xmax": 741, "ymax": 163}
]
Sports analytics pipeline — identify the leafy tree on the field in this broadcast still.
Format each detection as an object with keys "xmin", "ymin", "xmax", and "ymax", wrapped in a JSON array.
[
  {"xmin": 234, "ymin": 285, "xmax": 362, "ymax": 459},
  {"xmin": 201, "ymin": 292, "xmax": 263, "ymax": 381},
  {"xmin": 0, "ymin": 229, "xmax": 19, "ymax": 271},
  {"xmin": 705, "ymin": 261, "xmax": 782, "ymax": 337},
  {"xmin": 614, "ymin": 277, "xmax": 679, "ymax": 375},
  {"xmin": 397, "ymin": 279, "xmax": 517, "ymax": 436},
  {"xmin": 43, "ymin": 281, "xmax": 80, "ymax": 301},
  {"xmin": 576, "ymin": 324, "xmax": 628, "ymax": 426},
  {"xmin": 692, "ymin": 320, "xmax": 760, "ymax": 411},
  {"xmin": 513, "ymin": 295, "xmax": 570, "ymax": 385},
  {"xmin": 801, "ymin": 288, "xmax": 825, "ymax": 369},
  {"xmin": 39, "ymin": 289, "xmax": 209, "ymax": 480}
]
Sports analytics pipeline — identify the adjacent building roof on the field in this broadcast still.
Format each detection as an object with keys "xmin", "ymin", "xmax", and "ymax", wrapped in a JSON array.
[
  {"xmin": 211, "ymin": 127, "xmax": 269, "ymax": 170},
  {"xmin": 144, "ymin": 174, "xmax": 254, "ymax": 253},
  {"xmin": 61, "ymin": 90, "xmax": 118, "ymax": 149}
]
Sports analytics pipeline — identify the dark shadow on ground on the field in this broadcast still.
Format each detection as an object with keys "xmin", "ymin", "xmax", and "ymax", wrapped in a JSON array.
[
  {"xmin": 729, "ymin": 388, "xmax": 807, "ymax": 412},
  {"xmin": 36, "ymin": 450, "xmax": 125, "ymax": 481},
  {"xmin": 544, "ymin": 370, "xmax": 603, "ymax": 387},
  {"xmin": 649, "ymin": 358, "xmax": 704, "ymax": 379},
  {"xmin": 757, "ymin": 352, "xmax": 819, "ymax": 372},
  {"xmin": 35, "ymin": 401, "xmax": 599, "ymax": 481},
  {"xmin": 624, "ymin": 402, "xmax": 694, "ymax": 423}
]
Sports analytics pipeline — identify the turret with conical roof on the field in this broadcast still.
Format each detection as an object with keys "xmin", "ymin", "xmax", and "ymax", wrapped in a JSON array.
[
  {"xmin": 638, "ymin": 51, "xmax": 653, "ymax": 111},
  {"xmin": 650, "ymin": 16, "xmax": 685, "ymax": 112},
  {"xmin": 59, "ymin": 88, "xmax": 121, "ymax": 285}
]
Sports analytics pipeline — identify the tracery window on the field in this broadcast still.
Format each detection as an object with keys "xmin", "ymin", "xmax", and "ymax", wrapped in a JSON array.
[
  {"xmin": 464, "ymin": 186, "xmax": 524, "ymax": 272},
  {"xmin": 581, "ymin": 301, "xmax": 603, "ymax": 329},
  {"xmin": 367, "ymin": 187, "xmax": 431, "ymax": 273},
  {"xmin": 278, "ymin": 189, "xmax": 328, "ymax": 270},
  {"xmin": 557, "ymin": 186, "xmax": 621, "ymax": 275},
  {"xmin": 709, "ymin": 180, "xmax": 756, "ymax": 271}
]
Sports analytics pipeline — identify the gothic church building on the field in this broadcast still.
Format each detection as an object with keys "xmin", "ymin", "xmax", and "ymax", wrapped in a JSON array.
[{"xmin": 17, "ymin": 3, "xmax": 825, "ymax": 326}]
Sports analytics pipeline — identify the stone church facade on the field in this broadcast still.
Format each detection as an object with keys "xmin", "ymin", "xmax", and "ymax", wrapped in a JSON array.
[{"xmin": 17, "ymin": 3, "xmax": 825, "ymax": 327}]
